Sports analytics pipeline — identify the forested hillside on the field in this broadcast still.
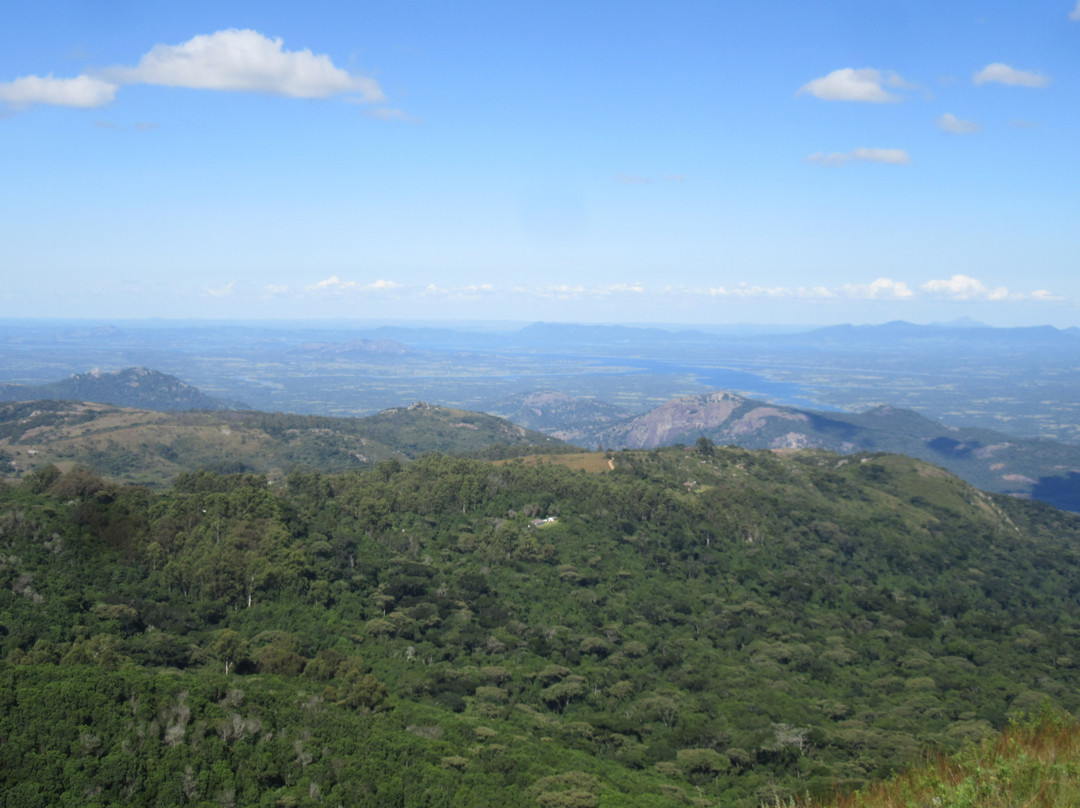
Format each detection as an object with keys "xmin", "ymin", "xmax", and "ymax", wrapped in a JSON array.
[
  {"xmin": 0, "ymin": 400, "xmax": 566, "ymax": 487},
  {"xmin": 3, "ymin": 446, "xmax": 1080, "ymax": 806}
]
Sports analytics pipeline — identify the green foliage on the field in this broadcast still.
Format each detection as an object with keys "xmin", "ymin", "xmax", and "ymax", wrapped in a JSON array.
[{"xmin": 4, "ymin": 446, "xmax": 1080, "ymax": 806}]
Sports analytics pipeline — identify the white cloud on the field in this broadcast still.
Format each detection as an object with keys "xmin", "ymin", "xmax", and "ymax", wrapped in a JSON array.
[
  {"xmin": 202, "ymin": 282, "xmax": 235, "ymax": 298},
  {"xmin": 1070, "ymin": 1, "xmax": 1080, "ymax": 21},
  {"xmin": 307, "ymin": 276, "xmax": 346, "ymax": 292},
  {"xmin": 921, "ymin": 274, "xmax": 1011, "ymax": 300},
  {"xmin": 938, "ymin": 113, "xmax": 980, "ymax": 134},
  {"xmin": 798, "ymin": 68, "xmax": 903, "ymax": 102},
  {"xmin": 704, "ymin": 279, "xmax": 916, "ymax": 301},
  {"xmin": 306, "ymin": 276, "xmax": 401, "ymax": 293},
  {"xmin": 523, "ymin": 283, "xmax": 647, "ymax": 300},
  {"xmin": 264, "ymin": 284, "xmax": 289, "ymax": 294},
  {"xmin": 806, "ymin": 147, "xmax": 910, "ymax": 166},
  {"xmin": 2, "ymin": 29, "xmax": 385, "ymax": 114},
  {"xmin": 706, "ymin": 284, "xmax": 835, "ymax": 299},
  {"xmin": 109, "ymin": 29, "xmax": 384, "ymax": 100},
  {"xmin": 973, "ymin": 63, "xmax": 1049, "ymax": 88},
  {"xmin": 1031, "ymin": 289, "xmax": 1064, "ymax": 301},
  {"xmin": 535, "ymin": 285, "xmax": 587, "ymax": 298},
  {"xmin": 841, "ymin": 278, "xmax": 914, "ymax": 299},
  {"xmin": 0, "ymin": 73, "xmax": 117, "ymax": 109}
]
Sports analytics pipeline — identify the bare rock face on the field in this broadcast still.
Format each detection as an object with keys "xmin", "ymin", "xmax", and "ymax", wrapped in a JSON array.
[
  {"xmin": 594, "ymin": 392, "xmax": 824, "ymax": 450},
  {"xmin": 613, "ymin": 392, "xmax": 745, "ymax": 449}
]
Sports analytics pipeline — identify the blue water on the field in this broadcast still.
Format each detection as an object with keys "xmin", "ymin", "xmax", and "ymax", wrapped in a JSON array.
[
  {"xmin": 612, "ymin": 357, "xmax": 841, "ymax": 412},
  {"xmin": 514, "ymin": 352, "xmax": 841, "ymax": 412}
]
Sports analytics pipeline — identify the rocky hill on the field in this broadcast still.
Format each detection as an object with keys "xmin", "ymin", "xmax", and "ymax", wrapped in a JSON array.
[{"xmin": 488, "ymin": 390, "xmax": 629, "ymax": 444}]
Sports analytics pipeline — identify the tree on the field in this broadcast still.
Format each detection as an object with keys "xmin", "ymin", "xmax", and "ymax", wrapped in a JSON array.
[{"xmin": 209, "ymin": 630, "xmax": 249, "ymax": 676}]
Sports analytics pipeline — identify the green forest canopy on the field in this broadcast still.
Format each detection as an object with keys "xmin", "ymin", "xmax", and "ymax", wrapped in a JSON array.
[{"xmin": 3, "ymin": 446, "xmax": 1080, "ymax": 807}]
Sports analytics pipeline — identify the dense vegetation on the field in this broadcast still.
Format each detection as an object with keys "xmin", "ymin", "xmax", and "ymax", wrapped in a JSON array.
[{"xmin": 3, "ymin": 446, "xmax": 1080, "ymax": 806}]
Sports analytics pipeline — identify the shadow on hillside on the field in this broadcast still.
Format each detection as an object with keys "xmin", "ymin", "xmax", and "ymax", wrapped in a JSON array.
[{"xmin": 1032, "ymin": 472, "xmax": 1080, "ymax": 513}]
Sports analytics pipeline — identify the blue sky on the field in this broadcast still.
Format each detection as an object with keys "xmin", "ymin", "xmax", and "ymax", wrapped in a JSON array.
[{"xmin": 2, "ymin": 1, "xmax": 1078, "ymax": 326}]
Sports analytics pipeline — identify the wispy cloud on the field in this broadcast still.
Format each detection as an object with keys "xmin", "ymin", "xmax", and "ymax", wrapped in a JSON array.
[
  {"xmin": 516, "ymin": 283, "xmax": 646, "ymax": 300},
  {"xmin": 202, "ymin": 282, "xmax": 235, "ymax": 298},
  {"xmin": 306, "ymin": 276, "xmax": 402, "ymax": 293},
  {"xmin": 368, "ymin": 279, "xmax": 401, "ymax": 290},
  {"xmin": 1070, "ymin": 1, "xmax": 1080, "ymax": 21},
  {"xmin": 209, "ymin": 276, "xmax": 1062, "ymax": 309},
  {"xmin": 806, "ymin": 147, "xmax": 910, "ymax": 166},
  {"xmin": 0, "ymin": 74, "xmax": 117, "ymax": 109},
  {"xmin": 798, "ymin": 68, "xmax": 906, "ymax": 102},
  {"xmin": 696, "ymin": 276, "xmax": 1054, "ymax": 303},
  {"xmin": 705, "ymin": 284, "xmax": 838, "ymax": 299},
  {"xmin": 840, "ymin": 278, "xmax": 915, "ymax": 299},
  {"xmin": 922, "ymin": 274, "xmax": 1011, "ymax": 300},
  {"xmin": 920, "ymin": 275, "xmax": 1059, "ymax": 302},
  {"xmin": 973, "ymin": 63, "xmax": 1049, "ymax": 88},
  {"xmin": 1031, "ymin": 289, "xmax": 1063, "ymax": 301},
  {"xmin": 937, "ymin": 113, "xmax": 980, "ymax": 134}
]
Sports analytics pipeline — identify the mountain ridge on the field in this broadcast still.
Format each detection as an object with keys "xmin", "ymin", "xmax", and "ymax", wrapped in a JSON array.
[
  {"xmin": 504, "ymin": 389, "xmax": 1080, "ymax": 511},
  {"xmin": 0, "ymin": 398, "xmax": 567, "ymax": 487},
  {"xmin": 0, "ymin": 366, "xmax": 248, "ymax": 411}
]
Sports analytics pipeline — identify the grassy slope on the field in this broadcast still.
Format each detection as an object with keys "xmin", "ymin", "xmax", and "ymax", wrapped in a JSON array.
[{"xmin": 800, "ymin": 710, "xmax": 1080, "ymax": 808}]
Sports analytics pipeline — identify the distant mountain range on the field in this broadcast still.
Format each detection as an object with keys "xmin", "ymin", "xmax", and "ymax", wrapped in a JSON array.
[
  {"xmin": 493, "ymin": 389, "xmax": 1080, "ymax": 511},
  {"xmin": 4, "ymin": 364, "xmax": 1080, "ymax": 511},
  {"xmin": 794, "ymin": 320, "xmax": 1080, "ymax": 350},
  {"xmin": 0, "ymin": 367, "xmax": 248, "ymax": 411}
]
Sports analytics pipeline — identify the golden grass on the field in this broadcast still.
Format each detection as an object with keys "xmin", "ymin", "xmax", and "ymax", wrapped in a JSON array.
[
  {"xmin": 495, "ymin": 452, "xmax": 614, "ymax": 473},
  {"xmin": 800, "ymin": 711, "xmax": 1080, "ymax": 808}
]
